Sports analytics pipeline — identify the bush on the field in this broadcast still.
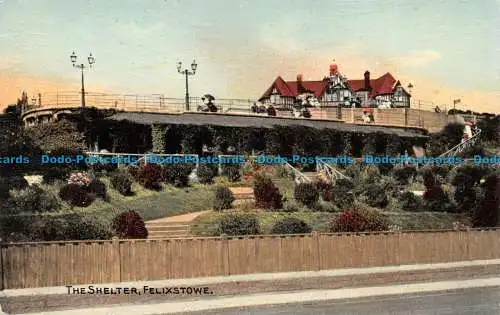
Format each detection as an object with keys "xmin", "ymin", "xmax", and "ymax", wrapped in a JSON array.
[
  {"xmin": 473, "ymin": 174, "xmax": 500, "ymax": 227},
  {"xmin": 110, "ymin": 171, "xmax": 133, "ymax": 195},
  {"xmin": 59, "ymin": 184, "xmax": 95, "ymax": 207},
  {"xmin": 128, "ymin": 165, "xmax": 139, "ymax": 180},
  {"xmin": 398, "ymin": 191, "xmax": 424, "ymax": 212},
  {"xmin": 0, "ymin": 180, "xmax": 10, "ymax": 201},
  {"xmin": 88, "ymin": 179, "xmax": 108, "ymax": 201},
  {"xmin": 315, "ymin": 180, "xmax": 334, "ymax": 201},
  {"xmin": 359, "ymin": 165, "xmax": 381, "ymax": 185},
  {"xmin": 197, "ymin": 164, "xmax": 218, "ymax": 184},
  {"xmin": 331, "ymin": 178, "xmax": 356, "ymax": 209},
  {"xmin": 43, "ymin": 168, "xmax": 70, "ymax": 184},
  {"xmin": 422, "ymin": 184, "xmax": 453, "ymax": 212},
  {"xmin": 111, "ymin": 210, "xmax": 148, "ymax": 239},
  {"xmin": 294, "ymin": 182, "xmax": 319, "ymax": 207},
  {"xmin": 213, "ymin": 186, "xmax": 235, "ymax": 210},
  {"xmin": 68, "ymin": 171, "xmax": 91, "ymax": 186},
  {"xmin": 329, "ymin": 206, "xmax": 389, "ymax": 232},
  {"xmin": 253, "ymin": 173, "xmax": 283, "ymax": 210},
  {"xmin": 361, "ymin": 184, "xmax": 389, "ymax": 208},
  {"xmin": 3, "ymin": 176, "xmax": 29, "ymax": 190},
  {"xmin": 217, "ymin": 213, "xmax": 261, "ymax": 236},
  {"xmin": 162, "ymin": 164, "xmax": 195, "ymax": 187},
  {"xmin": 10, "ymin": 184, "xmax": 61, "ymax": 213},
  {"xmin": 271, "ymin": 217, "xmax": 312, "ymax": 235},
  {"xmin": 390, "ymin": 165, "xmax": 417, "ymax": 185},
  {"xmin": 137, "ymin": 164, "xmax": 163, "ymax": 190},
  {"xmin": 221, "ymin": 164, "xmax": 242, "ymax": 182}
]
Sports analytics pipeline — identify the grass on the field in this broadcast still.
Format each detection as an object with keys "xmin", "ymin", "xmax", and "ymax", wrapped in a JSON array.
[
  {"xmin": 30, "ymin": 176, "xmax": 215, "ymax": 222},
  {"xmin": 190, "ymin": 209, "xmax": 467, "ymax": 236}
]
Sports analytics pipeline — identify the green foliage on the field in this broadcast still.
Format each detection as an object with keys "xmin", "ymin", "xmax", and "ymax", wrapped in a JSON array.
[
  {"xmin": 137, "ymin": 164, "xmax": 163, "ymax": 190},
  {"xmin": 271, "ymin": 217, "xmax": 312, "ymax": 234},
  {"xmin": 221, "ymin": 164, "xmax": 242, "ymax": 182},
  {"xmin": 162, "ymin": 164, "xmax": 195, "ymax": 187},
  {"xmin": 398, "ymin": 191, "xmax": 424, "ymax": 212},
  {"xmin": 294, "ymin": 182, "xmax": 319, "ymax": 207},
  {"xmin": 213, "ymin": 186, "xmax": 235, "ymax": 210},
  {"xmin": 2, "ymin": 176, "xmax": 29, "ymax": 190},
  {"xmin": 110, "ymin": 170, "xmax": 133, "ymax": 195},
  {"xmin": 329, "ymin": 206, "xmax": 389, "ymax": 232},
  {"xmin": 426, "ymin": 123, "xmax": 464, "ymax": 156},
  {"xmin": 9, "ymin": 184, "xmax": 61, "ymax": 213},
  {"xmin": 473, "ymin": 174, "xmax": 500, "ymax": 227},
  {"xmin": 423, "ymin": 184, "xmax": 453, "ymax": 212},
  {"xmin": 390, "ymin": 165, "xmax": 417, "ymax": 185},
  {"xmin": 151, "ymin": 124, "xmax": 168, "ymax": 153},
  {"xmin": 331, "ymin": 178, "xmax": 356, "ymax": 209},
  {"xmin": 451, "ymin": 165, "xmax": 490, "ymax": 213},
  {"xmin": 361, "ymin": 183, "xmax": 389, "ymax": 208},
  {"xmin": 59, "ymin": 184, "xmax": 95, "ymax": 207},
  {"xmin": 197, "ymin": 164, "xmax": 219, "ymax": 184},
  {"xmin": 253, "ymin": 173, "xmax": 283, "ymax": 210},
  {"xmin": 26, "ymin": 120, "xmax": 86, "ymax": 153},
  {"xmin": 42, "ymin": 168, "xmax": 71, "ymax": 184},
  {"xmin": 111, "ymin": 210, "xmax": 148, "ymax": 239},
  {"xmin": 217, "ymin": 213, "xmax": 261, "ymax": 236},
  {"xmin": 88, "ymin": 179, "xmax": 109, "ymax": 201},
  {"xmin": 315, "ymin": 180, "xmax": 334, "ymax": 201}
]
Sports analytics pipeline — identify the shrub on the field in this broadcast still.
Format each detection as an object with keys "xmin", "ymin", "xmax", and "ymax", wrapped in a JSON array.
[
  {"xmin": 197, "ymin": 164, "xmax": 219, "ymax": 184},
  {"xmin": 0, "ymin": 180, "xmax": 10, "ymax": 201},
  {"xmin": 213, "ymin": 186, "xmax": 235, "ymax": 210},
  {"xmin": 361, "ymin": 184, "xmax": 389, "ymax": 208},
  {"xmin": 331, "ymin": 178, "xmax": 356, "ymax": 209},
  {"xmin": 217, "ymin": 213, "xmax": 261, "ymax": 236},
  {"xmin": 282, "ymin": 200, "xmax": 302, "ymax": 212},
  {"xmin": 59, "ymin": 184, "xmax": 95, "ymax": 207},
  {"xmin": 473, "ymin": 174, "xmax": 500, "ymax": 227},
  {"xmin": 271, "ymin": 217, "xmax": 312, "ymax": 234},
  {"xmin": 329, "ymin": 206, "xmax": 389, "ymax": 232},
  {"xmin": 359, "ymin": 165, "xmax": 381, "ymax": 185},
  {"xmin": 110, "ymin": 171, "xmax": 133, "ymax": 195},
  {"xmin": 315, "ymin": 180, "xmax": 334, "ymax": 201},
  {"xmin": 111, "ymin": 210, "xmax": 148, "ymax": 239},
  {"xmin": 137, "ymin": 164, "xmax": 163, "ymax": 189},
  {"xmin": 398, "ymin": 191, "xmax": 424, "ymax": 212},
  {"xmin": 88, "ymin": 179, "xmax": 108, "ymax": 201},
  {"xmin": 390, "ymin": 165, "xmax": 417, "ymax": 185},
  {"xmin": 43, "ymin": 168, "xmax": 70, "ymax": 184},
  {"xmin": 162, "ymin": 164, "xmax": 195, "ymax": 187},
  {"xmin": 127, "ymin": 165, "xmax": 139, "ymax": 180},
  {"xmin": 10, "ymin": 184, "xmax": 61, "ymax": 213},
  {"xmin": 4, "ymin": 176, "xmax": 29, "ymax": 190},
  {"xmin": 294, "ymin": 182, "xmax": 319, "ymax": 207},
  {"xmin": 68, "ymin": 171, "xmax": 91, "ymax": 186},
  {"xmin": 422, "ymin": 184, "xmax": 453, "ymax": 212},
  {"xmin": 221, "ymin": 164, "xmax": 242, "ymax": 182},
  {"xmin": 253, "ymin": 173, "xmax": 283, "ymax": 210}
]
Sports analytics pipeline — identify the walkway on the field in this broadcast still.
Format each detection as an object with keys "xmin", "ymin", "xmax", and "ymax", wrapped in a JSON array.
[
  {"xmin": 145, "ymin": 211, "xmax": 212, "ymax": 224},
  {"xmin": 145, "ymin": 211, "xmax": 212, "ymax": 239}
]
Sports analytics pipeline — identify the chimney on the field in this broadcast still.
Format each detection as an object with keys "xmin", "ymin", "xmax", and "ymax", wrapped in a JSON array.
[
  {"xmin": 297, "ymin": 74, "xmax": 304, "ymax": 94},
  {"xmin": 330, "ymin": 64, "xmax": 338, "ymax": 76},
  {"xmin": 364, "ymin": 71, "xmax": 371, "ymax": 90}
]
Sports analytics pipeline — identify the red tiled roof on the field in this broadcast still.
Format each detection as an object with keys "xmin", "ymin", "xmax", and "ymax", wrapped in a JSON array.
[{"xmin": 260, "ymin": 72, "xmax": 406, "ymax": 100}]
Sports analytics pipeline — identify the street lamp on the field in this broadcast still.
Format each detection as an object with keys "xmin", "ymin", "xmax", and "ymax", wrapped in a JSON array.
[
  {"xmin": 177, "ymin": 59, "xmax": 197, "ymax": 111},
  {"xmin": 407, "ymin": 83, "xmax": 413, "ymax": 107},
  {"xmin": 70, "ymin": 51, "xmax": 95, "ymax": 108},
  {"xmin": 453, "ymin": 98, "xmax": 461, "ymax": 110}
]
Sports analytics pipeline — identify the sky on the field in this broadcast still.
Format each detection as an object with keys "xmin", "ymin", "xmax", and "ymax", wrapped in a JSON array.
[{"xmin": 0, "ymin": 0, "xmax": 499, "ymax": 113}]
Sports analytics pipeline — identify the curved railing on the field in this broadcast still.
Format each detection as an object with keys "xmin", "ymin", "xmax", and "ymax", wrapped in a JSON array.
[
  {"xmin": 438, "ymin": 128, "xmax": 482, "ymax": 158},
  {"xmin": 316, "ymin": 159, "xmax": 351, "ymax": 182}
]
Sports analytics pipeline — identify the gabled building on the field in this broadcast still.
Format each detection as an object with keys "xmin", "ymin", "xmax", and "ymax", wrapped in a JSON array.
[{"xmin": 259, "ymin": 64, "xmax": 411, "ymax": 108}]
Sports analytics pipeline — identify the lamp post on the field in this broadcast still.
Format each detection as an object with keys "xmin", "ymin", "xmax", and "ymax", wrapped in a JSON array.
[
  {"xmin": 407, "ymin": 83, "xmax": 413, "ymax": 107},
  {"xmin": 177, "ymin": 59, "xmax": 197, "ymax": 111},
  {"xmin": 453, "ymin": 98, "xmax": 461, "ymax": 111},
  {"xmin": 70, "ymin": 51, "xmax": 95, "ymax": 108}
]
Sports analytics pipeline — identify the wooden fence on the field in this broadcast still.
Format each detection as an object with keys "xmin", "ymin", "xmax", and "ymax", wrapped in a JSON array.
[{"xmin": 2, "ymin": 230, "xmax": 500, "ymax": 289}]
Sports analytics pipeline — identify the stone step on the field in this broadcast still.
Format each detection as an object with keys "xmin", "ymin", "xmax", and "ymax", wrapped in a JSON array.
[{"xmin": 146, "ymin": 224, "xmax": 190, "ymax": 232}]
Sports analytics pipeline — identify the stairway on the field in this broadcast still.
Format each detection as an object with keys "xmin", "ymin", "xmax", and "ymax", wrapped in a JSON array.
[
  {"xmin": 301, "ymin": 172, "xmax": 321, "ymax": 181},
  {"xmin": 145, "ymin": 221, "xmax": 191, "ymax": 239},
  {"xmin": 439, "ymin": 128, "xmax": 482, "ymax": 158},
  {"xmin": 230, "ymin": 187, "xmax": 255, "ymax": 206}
]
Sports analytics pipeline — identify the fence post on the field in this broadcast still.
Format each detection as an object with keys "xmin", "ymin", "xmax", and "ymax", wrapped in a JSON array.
[
  {"xmin": 112, "ymin": 237, "xmax": 121, "ymax": 283},
  {"xmin": 312, "ymin": 232, "xmax": 321, "ymax": 271},
  {"xmin": 0, "ymin": 239, "xmax": 4, "ymax": 291},
  {"xmin": 221, "ymin": 234, "xmax": 230, "ymax": 276}
]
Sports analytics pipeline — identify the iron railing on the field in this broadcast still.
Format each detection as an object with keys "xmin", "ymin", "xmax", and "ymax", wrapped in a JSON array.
[{"xmin": 438, "ymin": 129, "xmax": 482, "ymax": 158}]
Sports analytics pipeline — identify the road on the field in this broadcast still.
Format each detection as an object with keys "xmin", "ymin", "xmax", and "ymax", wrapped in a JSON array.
[{"xmin": 174, "ymin": 287, "xmax": 500, "ymax": 315}]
